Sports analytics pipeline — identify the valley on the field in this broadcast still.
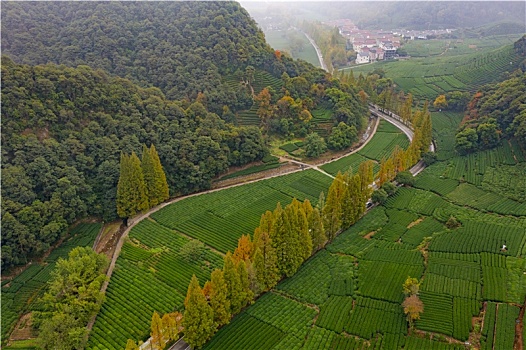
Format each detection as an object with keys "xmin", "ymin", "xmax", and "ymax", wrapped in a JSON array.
[{"xmin": 1, "ymin": 2, "xmax": 525, "ymax": 350}]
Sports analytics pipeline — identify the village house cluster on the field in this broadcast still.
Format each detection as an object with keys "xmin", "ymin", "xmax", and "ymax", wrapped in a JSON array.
[{"xmin": 325, "ymin": 19, "xmax": 453, "ymax": 65}]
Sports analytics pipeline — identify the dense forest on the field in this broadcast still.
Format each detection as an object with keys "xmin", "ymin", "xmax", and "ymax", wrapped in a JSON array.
[
  {"xmin": 1, "ymin": 1, "xmax": 331, "ymax": 116},
  {"xmin": 455, "ymin": 36, "xmax": 526, "ymax": 154},
  {"xmin": 1, "ymin": 1, "xmax": 371, "ymax": 271},
  {"xmin": 0, "ymin": 58, "xmax": 268, "ymax": 270}
]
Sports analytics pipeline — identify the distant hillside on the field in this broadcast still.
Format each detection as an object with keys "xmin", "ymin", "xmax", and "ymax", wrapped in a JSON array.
[
  {"xmin": 1, "ymin": 1, "xmax": 299, "ymax": 113},
  {"xmin": 254, "ymin": 1, "xmax": 526, "ymax": 31}
]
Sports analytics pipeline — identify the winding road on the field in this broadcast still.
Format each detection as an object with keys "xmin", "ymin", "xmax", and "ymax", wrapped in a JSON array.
[
  {"xmin": 90, "ymin": 103, "xmax": 433, "ymax": 349},
  {"xmin": 303, "ymin": 32, "xmax": 329, "ymax": 72}
]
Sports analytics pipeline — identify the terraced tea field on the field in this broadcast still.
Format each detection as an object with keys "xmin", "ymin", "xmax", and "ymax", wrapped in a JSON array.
[
  {"xmin": 152, "ymin": 169, "xmax": 332, "ymax": 253},
  {"xmin": 320, "ymin": 119, "xmax": 409, "ymax": 176},
  {"xmin": 87, "ymin": 219, "xmax": 223, "ymax": 350},
  {"xmin": 87, "ymin": 169, "xmax": 333, "ymax": 349},
  {"xmin": 346, "ymin": 37, "xmax": 524, "ymax": 101},
  {"xmin": 202, "ymin": 140, "xmax": 526, "ymax": 349}
]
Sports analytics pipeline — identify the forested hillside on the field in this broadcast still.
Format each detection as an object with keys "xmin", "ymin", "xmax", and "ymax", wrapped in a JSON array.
[
  {"xmin": 1, "ymin": 1, "xmax": 317, "ymax": 114},
  {"xmin": 455, "ymin": 36, "xmax": 526, "ymax": 153},
  {"xmin": 1, "ymin": 58, "xmax": 267, "ymax": 270},
  {"xmin": 1, "ymin": 1, "xmax": 371, "ymax": 272}
]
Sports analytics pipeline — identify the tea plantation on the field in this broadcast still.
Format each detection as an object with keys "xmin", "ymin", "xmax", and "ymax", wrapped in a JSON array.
[{"xmin": 202, "ymin": 140, "xmax": 526, "ymax": 349}]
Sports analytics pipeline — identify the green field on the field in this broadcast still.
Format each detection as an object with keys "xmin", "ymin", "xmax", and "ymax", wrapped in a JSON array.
[
  {"xmin": 87, "ymin": 68, "xmax": 525, "ymax": 348},
  {"xmin": 320, "ymin": 119, "xmax": 409, "ymax": 176},
  {"xmin": 87, "ymin": 169, "xmax": 333, "ymax": 349},
  {"xmin": 345, "ymin": 36, "xmax": 524, "ymax": 101},
  {"xmin": 86, "ymin": 220, "xmax": 224, "ymax": 350},
  {"xmin": 201, "ymin": 140, "xmax": 526, "ymax": 349},
  {"xmin": 264, "ymin": 29, "xmax": 320, "ymax": 67},
  {"xmin": 151, "ymin": 169, "xmax": 332, "ymax": 253},
  {"xmin": 2, "ymin": 223, "xmax": 101, "ymax": 344}
]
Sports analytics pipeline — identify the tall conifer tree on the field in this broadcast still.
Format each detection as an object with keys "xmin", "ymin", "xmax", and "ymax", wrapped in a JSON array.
[
  {"xmin": 223, "ymin": 252, "xmax": 243, "ymax": 314},
  {"xmin": 233, "ymin": 235, "xmax": 253, "ymax": 264},
  {"xmin": 303, "ymin": 199, "xmax": 326, "ymax": 253},
  {"xmin": 142, "ymin": 144, "xmax": 169, "ymax": 208},
  {"xmin": 150, "ymin": 311, "xmax": 164, "ymax": 350},
  {"xmin": 252, "ymin": 230, "xmax": 279, "ymax": 290},
  {"xmin": 116, "ymin": 152, "xmax": 148, "ymax": 221},
  {"xmin": 323, "ymin": 173, "xmax": 344, "ymax": 240},
  {"xmin": 150, "ymin": 144, "xmax": 170, "ymax": 205},
  {"xmin": 237, "ymin": 260, "xmax": 254, "ymax": 308},
  {"xmin": 183, "ymin": 275, "xmax": 215, "ymax": 348},
  {"xmin": 209, "ymin": 269, "xmax": 231, "ymax": 326}
]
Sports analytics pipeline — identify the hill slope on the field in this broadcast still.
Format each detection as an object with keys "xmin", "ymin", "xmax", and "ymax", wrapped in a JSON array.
[
  {"xmin": 1, "ymin": 1, "xmax": 284, "ymax": 113},
  {"xmin": 0, "ymin": 58, "xmax": 268, "ymax": 271}
]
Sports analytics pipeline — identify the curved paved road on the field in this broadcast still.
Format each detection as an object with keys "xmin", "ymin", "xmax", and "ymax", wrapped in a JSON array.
[
  {"xmin": 90, "ymin": 104, "xmax": 434, "ymax": 346},
  {"xmin": 369, "ymin": 104, "xmax": 434, "ymax": 176}
]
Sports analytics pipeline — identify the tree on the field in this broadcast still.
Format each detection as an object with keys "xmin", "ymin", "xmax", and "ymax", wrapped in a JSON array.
[
  {"xmin": 327, "ymin": 122, "xmax": 358, "ymax": 150},
  {"xmin": 303, "ymin": 200, "xmax": 326, "ymax": 253},
  {"xmin": 403, "ymin": 277, "xmax": 421, "ymax": 296},
  {"xmin": 125, "ymin": 339, "xmax": 139, "ymax": 350},
  {"xmin": 358, "ymin": 160, "xmax": 374, "ymax": 201},
  {"xmin": 255, "ymin": 88, "xmax": 274, "ymax": 131},
  {"xmin": 233, "ymin": 235, "xmax": 253, "ymax": 264},
  {"xmin": 400, "ymin": 93, "xmax": 413, "ymax": 124},
  {"xmin": 208, "ymin": 269, "xmax": 231, "ymax": 326},
  {"xmin": 183, "ymin": 275, "xmax": 216, "ymax": 349},
  {"xmin": 433, "ymin": 94, "xmax": 447, "ymax": 110},
  {"xmin": 402, "ymin": 276, "xmax": 423, "ymax": 330},
  {"xmin": 162, "ymin": 312, "xmax": 182, "ymax": 343},
  {"xmin": 33, "ymin": 247, "xmax": 108, "ymax": 350},
  {"xmin": 377, "ymin": 157, "xmax": 389, "ymax": 187},
  {"xmin": 237, "ymin": 260, "xmax": 254, "ymax": 308},
  {"xmin": 252, "ymin": 228, "xmax": 279, "ymax": 291},
  {"xmin": 323, "ymin": 173, "xmax": 344, "ymax": 240},
  {"xmin": 403, "ymin": 294, "xmax": 424, "ymax": 329},
  {"xmin": 455, "ymin": 128, "xmax": 478, "ymax": 154},
  {"xmin": 304, "ymin": 133, "xmax": 327, "ymax": 158},
  {"xmin": 381, "ymin": 182, "xmax": 397, "ymax": 196},
  {"xmin": 477, "ymin": 120, "xmax": 500, "ymax": 149},
  {"xmin": 142, "ymin": 144, "xmax": 170, "ymax": 207},
  {"xmin": 179, "ymin": 239, "xmax": 205, "ymax": 262},
  {"xmin": 151, "ymin": 311, "xmax": 164, "ymax": 350},
  {"xmin": 422, "ymin": 151, "xmax": 437, "ymax": 166},
  {"xmin": 446, "ymin": 216, "xmax": 461, "ymax": 229},
  {"xmin": 371, "ymin": 189, "xmax": 388, "ymax": 205},
  {"xmin": 222, "ymin": 252, "xmax": 243, "ymax": 314},
  {"xmin": 116, "ymin": 152, "xmax": 148, "ymax": 222},
  {"xmin": 395, "ymin": 171, "xmax": 415, "ymax": 187},
  {"xmin": 287, "ymin": 198, "xmax": 312, "ymax": 261}
]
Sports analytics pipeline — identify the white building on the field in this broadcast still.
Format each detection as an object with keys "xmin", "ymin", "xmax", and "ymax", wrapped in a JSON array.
[{"xmin": 356, "ymin": 52, "xmax": 370, "ymax": 64}]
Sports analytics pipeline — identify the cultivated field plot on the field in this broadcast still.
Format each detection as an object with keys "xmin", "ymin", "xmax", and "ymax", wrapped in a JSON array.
[
  {"xmin": 152, "ymin": 169, "xmax": 332, "ymax": 253},
  {"xmin": 320, "ymin": 120, "xmax": 408, "ymax": 176},
  {"xmin": 264, "ymin": 29, "xmax": 320, "ymax": 67},
  {"xmin": 87, "ymin": 220, "xmax": 223, "ymax": 350},
  {"xmin": 431, "ymin": 111, "xmax": 464, "ymax": 160},
  {"xmin": 345, "ymin": 40, "xmax": 523, "ymax": 100},
  {"xmin": 1, "ymin": 222, "xmax": 101, "ymax": 343},
  {"xmin": 203, "ymin": 313, "xmax": 285, "ymax": 350}
]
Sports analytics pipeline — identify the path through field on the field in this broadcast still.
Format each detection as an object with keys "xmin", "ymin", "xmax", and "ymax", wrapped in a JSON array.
[{"xmin": 89, "ymin": 104, "xmax": 431, "ymax": 345}]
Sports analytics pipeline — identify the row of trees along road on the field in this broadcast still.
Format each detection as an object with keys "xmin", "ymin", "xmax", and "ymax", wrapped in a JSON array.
[{"xmin": 126, "ymin": 88, "xmax": 435, "ymax": 349}]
